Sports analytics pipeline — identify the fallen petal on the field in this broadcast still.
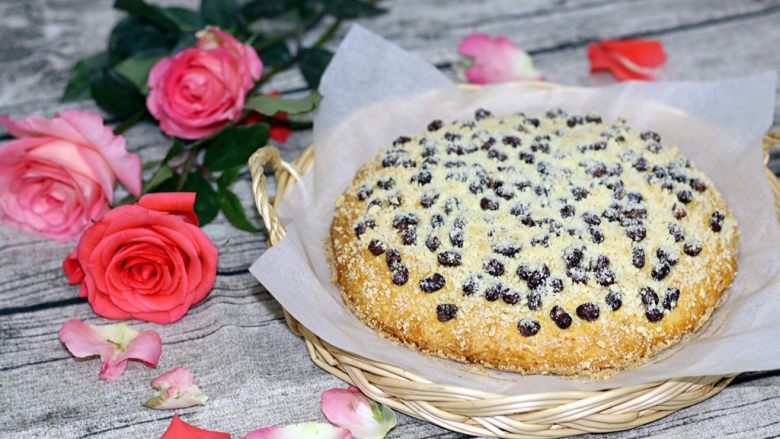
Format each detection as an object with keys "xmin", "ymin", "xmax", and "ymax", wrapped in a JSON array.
[
  {"xmin": 58, "ymin": 319, "xmax": 162, "ymax": 381},
  {"xmin": 146, "ymin": 367, "xmax": 208, "ymax": 410},
  {"xmin": 245, "ymin": 423, "xmax": 352, "ymax": 439},
  {"xmin": 322, "ymin": 387, "xmax": 396, "ymax": 439},
  {"xmin": 457, "ymin": 33, "xmax": 543, "ymax": 84},
  {"xmin": 588, "ymin": 39, "xmax": 666, "ymax": 81},
  {"xmin": 160, "ymin": 414, "xmax": 230, "ymax": 439}
]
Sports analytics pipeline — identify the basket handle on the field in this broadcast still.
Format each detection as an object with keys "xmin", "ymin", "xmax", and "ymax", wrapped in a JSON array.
[{"xmin": 248, "ymin": 146, "xmax": 302, "ymax": 246}]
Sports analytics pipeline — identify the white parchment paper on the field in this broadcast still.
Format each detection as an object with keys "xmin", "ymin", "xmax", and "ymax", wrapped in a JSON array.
[{"xmin": 251, "ymin": 25, "xmax": 780, "ymax": 392}]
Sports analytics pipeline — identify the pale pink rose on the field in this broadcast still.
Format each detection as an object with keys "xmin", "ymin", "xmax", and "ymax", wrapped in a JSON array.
[
  {"xmin": 245, "ymin": 423, "xmax": 352, "ymax": 439},
  {"xmin": 0, "ymin": 110, "xmax": 141, "ymax": 241},
  {"xmin": 458, "ymin": 33, "xmax": 543, "ymax": 84},
  {"xmin": 147, "ymin": 27, "xmax": 263, "ymax": 140},
  {"xmin": 321, "ymin": 387, "xmax": 396, "ymax": 439},
  {"xmin": 145, "ymin": 366, "xmax": 208, "ymax": 409},
  {"xmin": 58, "ymin": 319, "xmax": 161, "ymax": 381}
]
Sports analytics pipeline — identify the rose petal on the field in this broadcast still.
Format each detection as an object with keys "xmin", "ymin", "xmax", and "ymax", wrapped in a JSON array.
[
  {"xmin": 457, "ymin": 33, "xmax": 543, "ymax": 84},
  {"xmin": 245, "ymin": 423, "xmax": 353, "ymax": 439},
  {"xmin": 145, "ymin": 367, "xmax": 208, "ymax": 410},
  {"xmin": 587, "ymin": 39, "xmax": 666, "ymax": 81},
  {"xmin": 321, "ymin": 387, "xmax": 396, "ymax": 439},
  {"xmin": 138, "ymin": 192, "xmax": 199, "ymax": 226},
  {"xmin": 160, "ymin": 414, "xmax": 230, "ymax": 439},
  {"xmin": 58, "ymin": 319, "xmax": 162, "ymax": 381}
]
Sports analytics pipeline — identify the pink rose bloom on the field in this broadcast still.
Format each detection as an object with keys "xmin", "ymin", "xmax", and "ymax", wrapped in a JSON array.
[
  {"xmin": 321, "ymin": 386, "xmax": 396, "ymax": 439},
  {"xmin": 147, "ymin": 26, "xmax": 263, "ymax": 140},
  {"xmin": 0, "ymin": 110, "xmax": 141, "ymax": 241},
  {"xmin": 458, "ymin": 33, "xmax": 543, "ymax": 84}
]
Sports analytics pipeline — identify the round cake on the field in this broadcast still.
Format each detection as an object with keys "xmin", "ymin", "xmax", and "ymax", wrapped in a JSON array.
[{"xmin": 329, "ymin": 108, "xmax": 737, "ymax": 376}]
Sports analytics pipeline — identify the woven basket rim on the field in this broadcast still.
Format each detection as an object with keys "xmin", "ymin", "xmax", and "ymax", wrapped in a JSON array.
[{"xmin": 248, "ymin": 82, "xmax": 780, "ymax": 438}]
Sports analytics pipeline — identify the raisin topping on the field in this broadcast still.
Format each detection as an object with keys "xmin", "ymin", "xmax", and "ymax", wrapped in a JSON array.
[
  {"xmin": 560, "ymin": 205, "xmax": 576, "ymax": 218},
  {"xmin": 425, "ymin": 235, "xmax": 440, "ymax": 252},
  {"xmin": 484, "ymin": 283, "xmax": 503, "ymax": 301},
  {"xmin": 411, "ymin": 170, "xmax": 432, "ymax": 185},
  {"xmin": 605, "ymin": 291, "xmax": 623, "ymax": 311},
  {"xmin": 377, "ymin": 177, "xmax": 395, "ymax": 190},
  {"xmin": 710, "ymin": 212, "xmax": 725, "ymax": 232},
  {"xmin": 640, "ymin": 287, "xmax": 659, "ymax": 307},
  {"xmin": 526, "ymin": 291, "xmax": 543, "ymax": 310},
  {"xmin": 436, "ymin": 304, "xmax": 458, "ymax": 322},
  {"xmin": 368, "ymin": 239, "xmax": 385, "ymax": 256},
  {"xmin": 357, "ymin": 186, "xmax": 373, "ymax": 201},
  {"xmin": 386, "ymin": 249, "xmax": 402, "ymax": 270},
  {"xmin": 646, "ymin": 308, "xmax": 664, "ymax": 322},
  {"xmin": 668, "ymin": 223, "xmax": 685, "ymax": 242},
  {"xmin": 480, "ymin": 197, "xmax": 499, "ymax": 211},
  {"xmin": 438, "ymin": 251, "xmax": 462, "ymax": 267},
  {"xmin": 420, "ymin": 273, "xmax": 446, "ymax": 293},
  {"xmin": 430, "ymin": 213, "xmax": 444, "ymax": 228},
  {"xmin": 563, "ymin": 246, "xmax": 584, "ymax": 268},
  {"xmin": 633, "ymin": 157, "xmax": 648, "ymax": 171},
  {"xmin": 420, "ymin": 192, "xmax": 439, "ymax": 208},
  {"xmin": 590, "ymin": 226, "xmax": 605, "ymax": 244},
  {"xmin": 571, "ymin": 187, "xmax": 589, "ymax": 201},
  {"xmin": 662, "ymin": 288, "xmax": 680, "ymax": 310},
  {"xmin": 483, "ymin": 259, "xmax": 505, "ymax": 276},
  {"xmin": 462, "ymin": 274, "xmax": 482, "ymax": 295},
  {"xmin": 391, "ymin": 267, "xmax": 409, "ymax": 286},
  {"xmin": 633, "ymin": 247, "xmax": 645, "ymax": 268},
  {"xmin": 640, "ymin": 131, "xmax": 662, "ymax": 142},
  {"xmin": 494, "ymin": 243, "xmax": 521, "ymax": 257},
  {"xmin": 672, "ymin": 203, "xmax": 687, "ymax": 220},
  {"xmin": 503, "ymin": 136, "xmax": 521, "ymax": 147},
  {"xmin": 517, "ymin": 318, "xmax": 541, "ymax": 337},
  {"xmin": 684, "ymin": 241, "xmax": 703, "ymax": 257},
  {"xmin": 392, "ymin": 213, "xmax": 418, "ymax": 230},
  {"xmin": 502, "ymin": 289, "xmax": 521, "ymax": 305},
  {"xmin": 576, "ymin": 303, "xmax": 600, "ymax": 321},
  {"xmin": 354, "ymin": 219, "xmax": 375, "ymax": 238},
  {"xmin": 690, "ymin": 178, "xmax": 707, "ymax": 192},
  {"xmin": 427, "ymin": 119, "xmax": 443, "ymax": 131},
  {"xmin": 582, "ymin": 212, "xmax": 601, "ymax": 226},
  {"xmin": 651, "ymin": 262, "xmax": 671, "ymax": 281},
  {"xmin": 481, "ymin": 137, "xmax": 496, "ymax": 150},
  {"xmin": 475, "ymin": 108, "xmax": 492, "ymax": 120},
  {"xmin": 444, "ymin": 132, "xmax": 461, "ymax": 141},
  {"xmin": 401, "ymin": 227, "xmax": 417, "ymax": 245},
  {"xmin": 677, "ymin": 190, "xmax": 694, "ymax": 204},
  {"xmin": 525, "ymin": 264, "xmax": 550, "ymax": 290},
  {"xmin": 550, "ymin": 306, "xmax": 573, "ymax": 329},
  {"xmin": 549, "ymin": 278, "xmax": 564, "ymax": 293}
]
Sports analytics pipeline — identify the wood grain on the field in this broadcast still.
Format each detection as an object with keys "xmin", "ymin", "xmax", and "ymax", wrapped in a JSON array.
[{"xmin": 0, "ymin": 1, "xmax": 779, "ymax": 438}]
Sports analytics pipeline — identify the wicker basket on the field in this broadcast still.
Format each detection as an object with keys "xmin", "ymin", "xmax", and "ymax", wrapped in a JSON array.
[{"xmin": 247, "ymin": 87, "xmax": 780, "ymax": 437}]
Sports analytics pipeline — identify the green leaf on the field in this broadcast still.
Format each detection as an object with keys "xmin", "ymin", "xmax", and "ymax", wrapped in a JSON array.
[
  {"xmin": 114, "ymin": 0, "xmax": 181, "ymax": 32},
  {"xmin": 142, "ymin": 164, "xmax": 173, "ymax": 193},
  {"xmin": 200, "ymin": 0, "xmax": 239, "ymax": 29},
  {"xmin": 217, "ymin": 165, "xmax": 243, "ymax": 188},
  {"xmin": 62, "ymin": 52, "xmax": 108, "ymax": 102},
  {"xmin": 162, "ymin": 138, "xmax": 184, "ymax": 164},
  {"xmin": 114, "ymin": 55, "xmax": 161, "ymax": 92},
  {"xmin": 257, "ymin": 40, "xmax": 293, "ymax": 70},
  {"xmin": 322, "ymin": 0, "xmax": 386, "ymax": 18},
  {"xmin": 164, "ymin": 6, "xmax": 204, "ymax": 31},
  {"xmin": 183, "ymin": 172, "xmax": 220, "ymax": 225},
  {"xmin": 245, "ymin": 91, "xmax": 322, "ymax": 117},
  {"xmin": 108, "ymin": 16, "xmax": 176, "ymax": 65},
  {"xmin": 218, "ymin": 186, "xmax": 261, "ymax": 233},
  {"xmin": 90, "ymin": 68, "xmax": 146, "ymax": 118},
  {"xmin": 297, "ymin": 48, "xmax": 333, "ymax": 89},
  {"xmin": 242, "ymin": 0, "xmax": 291, "ymax": 20},
  {"xmin": 142, "ymin": 160, "xmax": 161, "ymax": 171},
  {"xmin": 203, "ymin": 124, "xmax": 270, "ymax": 172}
]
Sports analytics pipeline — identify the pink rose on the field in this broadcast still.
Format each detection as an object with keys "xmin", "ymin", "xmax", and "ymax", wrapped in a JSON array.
[
  {"xmin": 458, "ymin": 33, "xmax": 543, "ymax": 84},
  {"xmin": 0, "ymin": 110, "xmax": 141, "ymax": 241},
  {"xmin": 63, "ymin": 192, "xmax": 218, "ymax": 324},
  {"xmin": 147, "ymin": 26, "xmax": 263, "ymax": 140}
]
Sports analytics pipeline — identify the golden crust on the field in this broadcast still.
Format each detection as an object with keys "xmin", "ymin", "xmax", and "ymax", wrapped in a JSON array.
[{"xmin": 329, "ymin": 111, "xmax": 738, "ymax": 377}]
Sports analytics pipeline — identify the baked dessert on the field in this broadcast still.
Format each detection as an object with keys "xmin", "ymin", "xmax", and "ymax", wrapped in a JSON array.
[{"xmin": 330, "ymin": 109, "xmax": 737, "ymax": 376}]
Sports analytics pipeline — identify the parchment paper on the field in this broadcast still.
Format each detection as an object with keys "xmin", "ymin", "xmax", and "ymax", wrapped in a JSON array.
[{"xmin": 251, "ymin": 25, "xmax": 780, "ymax": 392}]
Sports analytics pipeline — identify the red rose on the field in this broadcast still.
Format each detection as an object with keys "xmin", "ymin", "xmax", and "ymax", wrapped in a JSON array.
[{"xmin": 64, "ymin": 193, "xmax": 217, "ymax": 324}]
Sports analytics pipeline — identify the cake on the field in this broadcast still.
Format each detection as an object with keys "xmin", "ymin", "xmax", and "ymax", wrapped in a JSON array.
[{"xmin": 329, "ymin": 109, "xmax": 737, "ymax": 376}]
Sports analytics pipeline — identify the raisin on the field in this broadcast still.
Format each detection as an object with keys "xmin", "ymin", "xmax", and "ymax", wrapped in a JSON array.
[
  {"xmin": 430, "ymin": 213, "xmax": 444, "ymax": 228},
  {"xmin": 567, "ymin": 267, "xmax": 589, "ymax": 284},
  {"xmin": 585, "ymin": 113, "xmax": 602, "ymax": 123},
  {"xmin": 427, "ymin": 119, "xmax": 443, "ymax": 131},
  {"xmin": 595, "ymin": 269, "xmax": 616, "ymax": 287},
  {"xmin": 357, "ymin": 186, "xmax": 373, "ymax": 201},
  {"xmin": 519, "ymin": 151, "xmax": 535, "ymax": 164},
  {"xmin": 502, "ymin": 289, "xmax": 521, "ymax": 305},
  {"xmin": 563, "ymin": 246, "xmax": 584, "ymax": 268},
  {"xmin": 672, "ymin": 204, "xmax": 687, "ymax": 220},
  {"xmin": 646, "ymin": 308, "xmax": 664, "ymax": 322},
  {"xmin": 484, "ymin": 283, "xmax": 503, "ymax": 301},
  {"xmin": 690, "ymin": 178, "xmax": 707, "ymax": 192},
  {"xmin": 550, "ymin": 306, "xmax": 573, "ymax": 329},
  {"xmin": 531, "ymin": 234, "xmax": 550, "ymax": 247},
  {"xmin": 668, "ymin": 223, "xmax": 685, "ymax": 242},
  {"xmin": 560, "ymin": 205, "xmax": 575, "ymax": 218},
  {"xmin": 640, "ymin": 287, "xmax": 659, "ymax": 306},
  {"xmin": 494, "ymin": 243, "xmax": 521, "ymax": 257},
  {"xmin": 582, "ymin": 212, "xmax": 601, "ymax": 226},
  {"xmin": 401, "ymin": 227, "xmax": 416, "ymax": 245},
  {"xmin": 420, "ymin": 273, "xmax": 446, "ymax": 292},
  {"xmin": 633, "ymin": 247, "xmax": 646, "ymax": 268},
  {"xmin": 641, "ymin": 131, "xmax": 661, "ymax": 142},
  {"xmin": 354, "ymin": 219, "xmax": 375, "ymax": 238},
  {"xmin": 480, "ymin": 197, "xmax": 499, "ymax": 211},
  {"xmin": 646, "ymin": 142, "xmax": 662, "ymax": 153},
  {"xmin": 677, "ymin": 190, "xmax": 694, "ymax": 204},
  {"xmin": 663, "ymin": 288, "xmax": 680, "ymax": 310},
  {"xmin": 576, "ymin": 303, "xmax": 600, "ymax": 321},
  {"xmin": 392, "ymin": 213, "xmax": 418, "ymax": 230},
  {"xmin": 449, "ymin": 228, "xmax": 464, "ymax": 248},
  {"xmin": 526, "ymin": 265, "xmax": 550, "ymax": 290},
  {"xmin": 516, "ymin": 264, "xmax": 532, "ymax": 280},
  {"xmin": 710, "ymin": 212, "xmax": 724, "ymax": 232},
  {"xmin": 593, "ymin": 255, "xmax": 610, "ymax": 270},
  {"xmin": 503, "ymin": 136, "xmax": 521, "ymax": 147},
  {"xmin": 626, "ymin": 225, "xmax": 646, "ymax": 242},
  {"xmin": 481, "ymin": 137, "xmax": 496, "ymax": 151},
  {"xmin": 526, "ymin": 292, "xmax": 542, "ymax": 310},
  {"xmin": 425, "ymin": 235, "xmax": 440, "ymax": 252},
  {"xmin": 605, "ymin": 291, "xmax": 623, "ymax": 311},
  {"xmin": 462, "ymin": 274, "xmax": 482, "ymax": 295},
  {"xmin": 420, "ymin": 192, "xmax": 439, "ymax": 208},
  {"xmin": 651, "ymin": 262, "xmax": 671, "ymax": 281},
  {"xmin": 377, "ymin": 178, "xmax": 395, "ymax": 190},
  {"xmin": 411, "ymin": 170, "xmax": 432, "ymax": 185},
  {"xmin": 571, "ymin": 187, "xmax": 589, "ymax": 201},
  {"xmin": 474, "ymin": 108, "xmax": 492, "ymax": 120},
  {"xmin": 392, "ymin": 267, "xmax": 409, "ymax": 286},
  {"xmin": 483, "ymin": 259, "xmax": 505, "ymax": 276},
  {"xmin": 657, "ymin": 248, "xmax": 679, "ymax": 266},
  {"xmin": 386, "ymin": 249, "xmax": 402, "ymax": 270},
  {"xmin": 517, "ymin": 318, "xmax": 540, "ymax": 337},
  {"xmin": 368, "ymin": 239, "xmax": 385, "ymax": 256},
  {"xmin": 547, "ymin": 278, "xmax": 564, "ymax": 294},
  {"xmin": 382, "ymin": 155, "xmax": 399, "ymax": 168},
  {"xmin": 684, "ymin": 241, "xmax": 702, "ymax": 256},
  {"xmin": 436, "ymin": 304, "xmax": 458, "ymax": 322},
  {"xmin": 567, "ymin": 116, "xmax": 583, "ymax": 127},
  {"xmin": 627, "ymin": 192, "xmax": 643, "ymax": 203},
  {"xmin": 590, "ymin": 226, "xmax": 605, "ymax": 244},
  {"xmin": 633, "ymin": 157, "xmax": 648, "ymax": 171},
  {"xmin": 438, "ymin": 251, "xmax": 462, "ymax": 267}
]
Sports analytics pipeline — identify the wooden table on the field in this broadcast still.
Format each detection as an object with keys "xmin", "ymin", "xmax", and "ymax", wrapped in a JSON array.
[{"xmin": 1, "ymin": 1, "xmax": 779, "ymax": 437}]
